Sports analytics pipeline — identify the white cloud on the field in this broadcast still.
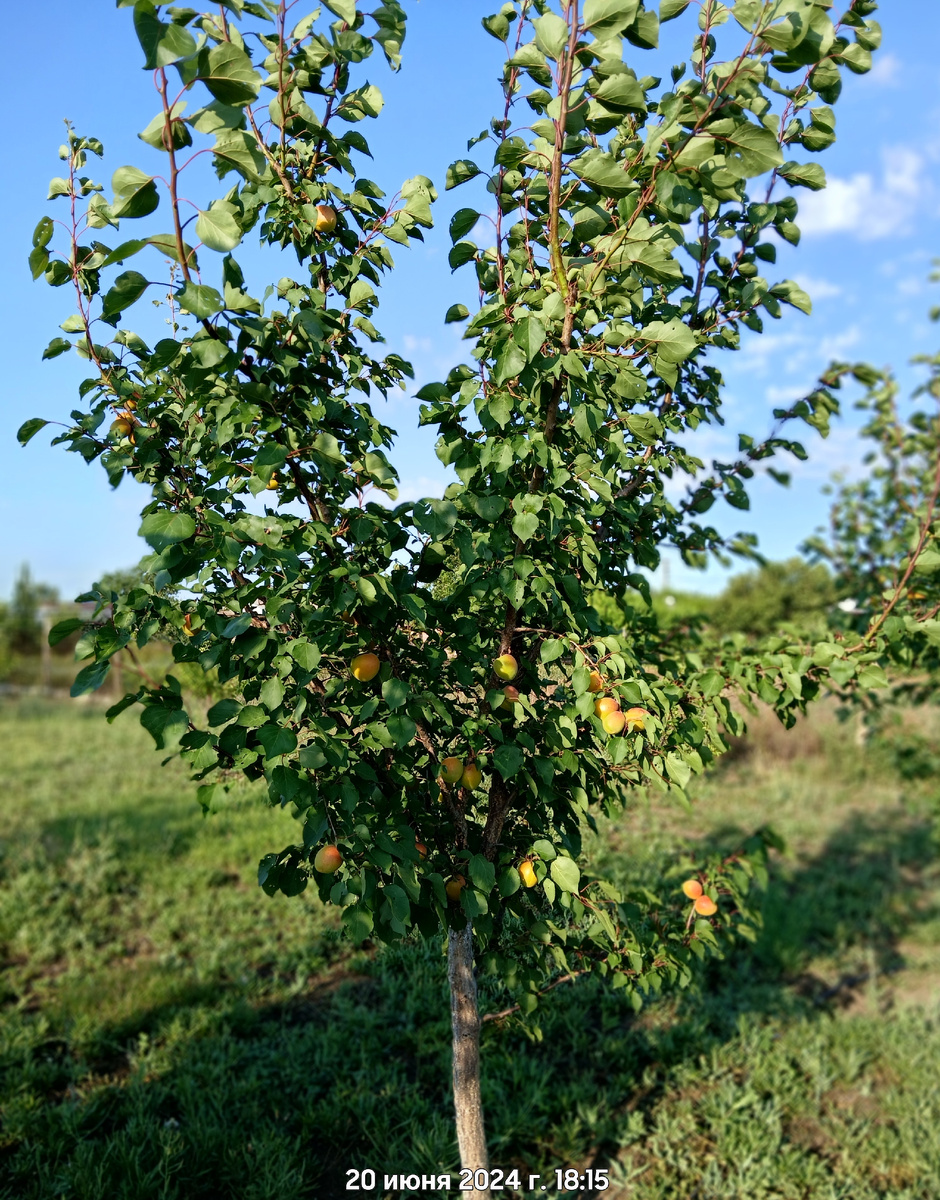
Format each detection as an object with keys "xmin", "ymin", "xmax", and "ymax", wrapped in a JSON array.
[
  {"xmin": 392, "ymin": 474, "xmax": 453, "ymax": 503},
  {"xmin": 866, "ymin": 52, "xmax": 901, "ymax": 86},
  {"xmin": 792, "ymin": 273, "xmax": 842, "ymax": 301},
  {"xmin": 798, "ymin": 146, "xmax": 928, "ymax": 239}
]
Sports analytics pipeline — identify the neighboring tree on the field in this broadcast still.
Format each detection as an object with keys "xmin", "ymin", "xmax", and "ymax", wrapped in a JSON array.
[
  {"xmin": 710, "ymin": 555, "xmax": 834, "ymax": 637},
  {"xmin": 24, "ymin": 0, "xmax": 916, "ymax": 1191},
  {"xmin": 805, "ymin": 333, "xmax": 940, "ymax": 711}
]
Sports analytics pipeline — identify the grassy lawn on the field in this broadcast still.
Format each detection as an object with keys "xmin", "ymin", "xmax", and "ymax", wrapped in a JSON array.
[{"xmin": 1, "ymin": 698, "xmax": 939, "ymax": 1198}]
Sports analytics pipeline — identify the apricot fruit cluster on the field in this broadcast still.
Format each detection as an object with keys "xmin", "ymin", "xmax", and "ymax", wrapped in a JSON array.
[{"xmin": 682, "ymin": 878, "xmax": 717, "ymax": 916}]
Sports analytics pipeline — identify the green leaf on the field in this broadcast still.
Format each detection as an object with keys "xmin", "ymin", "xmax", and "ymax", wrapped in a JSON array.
[
  {"xmin": 540, "ymin": 638, "xmax": 565, "ymax": 664},
  {"xmin": 111, "ymin": 166, "xmax": 160, "ymax": 220},
  {"xmin": 336, "ymin": 84, "xmax": 384, "ymax": 122},
  {"xmin": 260, "ymin": 675, "xmax": 284, "ymax": 711},
  {"xmin": 196, "ymin": 201, "xmax": 243, "ymax": 252},
  {"xmin": 626, "ymin": 7, "xmax": 659, "ymax": 48},
  {"xmin": 641, "ymin": 318, "xmax": 697, "ymax": 363},
  {"xmin": 257, "ymin": 724, "xmax": 298, "ymax": 759},
  {"xmin": 466, "ymin": 494, "xmax": 506, "ymax": 521},
  {"xmin": 212, "ymin": 130, "xmax": 267, "ymax": 182},
  {"xmin": 533, "ymin": 12, "xmax": 569, "ymax": 59},
  {"xmin": 382, "ymin": 677, "xmax": 410, "ymax": 710},
  {"xmin": 583, "ymin": 0, "xmax": 641, "ymax": 34},
  {"xmin": 493, "ymin": 340, "xmax": 527, "ymax": 385},
  {"xmin": 177, "ymin": 282, "xmax": 223, "ymax": 319},
  {"xmin": 709, "ymin": 117, "xmax": 783, "ymax": 177},
  {"xmin": 550, "ymin": 856, "xmax": 581, "ymax": 894},
  {"xmin": 468, "ymin": 855, "xmax": 496, "ymax": 895},
  {"xmin": 498, "ymin": 866, "xmax": 521, "ymax": 896},
  {"xmin": 45, "ymin": 333, "xmax": 79, "ymax": 360},
  {"xmin": 413, "ymin": 498, "xmax": 458, "ymax": 540},
  {"xmin": 343, "ymin": 905, "xmax": 374, "ymax": 942},
  {"xmin": 512, "ymin": 511, "xmax": 539, "ymax": 542},
  {"xmin": 199, "ymin": 43, "xmax": 262, "ymax": 106},
  {"xmin": 532, "ymin": 839, "xmax": 556, "ymax": 861},
  {"xmin": 592, "ymin": 73, "xmax": 647, "ymax": 113},
  {"xmin": 138, "ymin": 102, "xmax": 192, "ymax": 151},
  {"xmin": 102, "ymin": 271, "xmax": 150, "ymax": 317},
  {"xmin": 133, "ymin": 2, "xmax": 197, "ymax": 69},
  {"xmin": 660, "ymin": 0, "xmax": 691, "ymax": 20},
  {"xmin": 387, "ymin": 715, "xmax": 417, "ymax": 748},
  {"xmin": 493, "ymin": 743, "xmax": 524, "ymax": 779},
  {"xmin": 445, "ymin": 303, "xmax": 470, "ymax": 323},
  {"xmin": 625, "ymin": 413, "xmax": 663, "ymax": 445},
  {"xmin": 49, "ymin": 618, "xmax": 85, "ymax": 646},
  {"xmin": 857, "ymin": 663, "xmax": 888, "ymax": 690},
  {"xmin": 828, "ymin": 660, "xmax": 856, "ymax": 687},
  {"xmin": 512, "ymin": 316, "xmax": 546, "ymax": 363},
  {"xmin": 139, "ymin": 510, "xmax": 196, "ymax": 551},
  {"xmin": 449, "ymin": 208, "xmax": 480, "ymax": 242},
  {"xmin": 17, "ymin": 418, "xmax": 50, "ymax": 445},
  {"xmin": 207, "ymin": 698, "xmax": 241, "ymax": 726},
  {"xmin": 664, "ymin": 752, "xmax": 692, "ymax": 788},
  {"xmin": 323, "ymin": 0, "xmax": 356, "ymax": 21},
  {"xmin": 571, "ymin": 150, "xmax": 635, "ymax": 197},
  {"xmin": 446, "ymin": 159, "xmax": 481, "ymax": 190},
  {"xmin": 288, "ymin": 640, "xmax": 321, "ymax": 671},
  {"xmin": 770, "ymin": 279, "xmax": 812, "ymax": 315},
  {"xmin": 778, "ymin": 162, "xmax": 827, "ymax": 191},
  {"xmin": 140, "ymin": 703, "xmax": 188, "ymax": 749}
]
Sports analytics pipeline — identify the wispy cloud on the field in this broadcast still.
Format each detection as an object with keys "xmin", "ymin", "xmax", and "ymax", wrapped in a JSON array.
[
  {"xmin": 798, "ymin": 146, "xmax": 928, "ymax": 239},
  {"xmin": 792, "ymin": 273, "xmax": 842, "ymax": 301},
  {"xmin": 866, "ymin": 51, "xmax": 901, "ymax": 86}
]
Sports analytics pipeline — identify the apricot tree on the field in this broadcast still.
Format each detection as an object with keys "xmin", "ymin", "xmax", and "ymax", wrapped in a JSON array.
[{"xmin": 23, "ymin": 0, "xmax": 902, "ymax": 1192}]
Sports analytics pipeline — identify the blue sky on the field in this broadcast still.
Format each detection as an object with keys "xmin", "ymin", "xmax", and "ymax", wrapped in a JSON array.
[{"xmin": 2, "ymin": 1, "xmax": 939, "ymax": 601}]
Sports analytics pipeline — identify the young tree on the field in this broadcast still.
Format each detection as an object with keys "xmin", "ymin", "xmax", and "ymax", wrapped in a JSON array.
[
  {"xmin": 6, "ymin": 565, "xmax": 59, "ymax": 655},
  {"xmin": 805, "ymin": 331, "xmax": 940, "ymax": 711},
  {"xmin": 23, "ymin": 0, "xmax": 906, "ymax": 1191}
]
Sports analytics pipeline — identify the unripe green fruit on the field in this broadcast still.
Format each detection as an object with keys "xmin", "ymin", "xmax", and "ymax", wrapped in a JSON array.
[
  {"xmin": 493, "ymin": 653, "xmax": 518, "ymax": 682},
  {"xmin": 461, "ymin": 763, "xmax": 482, "ymax": 790}
]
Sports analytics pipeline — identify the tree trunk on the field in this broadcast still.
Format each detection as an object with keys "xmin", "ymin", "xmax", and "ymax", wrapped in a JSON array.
[{"xmin": 448, "ymin": 923, "xmax": 490, "ymax": 1200}]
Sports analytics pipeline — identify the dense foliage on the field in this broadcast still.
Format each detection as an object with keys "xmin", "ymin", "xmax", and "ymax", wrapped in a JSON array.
[{"xmin": 24, "ymin": 0, "xmax": 936, "ymax": 1032}]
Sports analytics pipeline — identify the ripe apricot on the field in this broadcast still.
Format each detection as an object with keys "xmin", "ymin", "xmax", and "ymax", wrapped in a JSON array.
[
  {"xmin": 624, "ymin": 707, "xmax": 648, "ymax": 732},
  {"xmin": 439, "ymin": 756, "xmax": 463, "ymax": 784},
  {"xmin": 445, "ymin": 874, "xmax": 466, "ymax": 902},
  {"xmin": 681, "ymin": 879, "xmax": 703, "ymax": 900},
  {"xmin": 350, "ymin": 652, "xmax": 380, "ymax": 682},
  {"xmin": 313, "ymin": 844, "xmax": 343, "ymax": 874},
  {"xmin": 315, "ymin": 204, "xmax": 337, "ymax": 233},
  {"xmin": 594, "ymin": 696, "xmax": 620, "ymax": 718},
  {"xmin": 518, "ymin": 860, "xmax": 537, "ymax": 888},
  {"xmin": 694, "ymin": 894, "xmax": 717, "ymax": 917},
  {"xmin": 602, "ymin": 709, "xmax": 626, "ymax": 735}
]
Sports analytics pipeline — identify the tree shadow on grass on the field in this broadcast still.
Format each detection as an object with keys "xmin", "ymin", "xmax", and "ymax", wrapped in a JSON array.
[{"xmin": 1, "ymin": 807, "xmax": 937, "ymax": 1200}]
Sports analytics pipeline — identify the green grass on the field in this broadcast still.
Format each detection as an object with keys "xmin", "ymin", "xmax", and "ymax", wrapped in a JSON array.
[{"xmin": 1, "ymin": 699, "xmax": 939, "ymax": 1198}]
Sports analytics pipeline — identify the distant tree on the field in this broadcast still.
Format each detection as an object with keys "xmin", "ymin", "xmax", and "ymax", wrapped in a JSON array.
[
  {"xmin": 711, "ymin": 556, "xmax": 834, "ymax": 638},
  {"xmin": 95, "ymin": 562, "xmax": 156, "ymax": 599},
  {"xmin": 5, "ymin": 566, "xmax": 59, "ymax": 655}
]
